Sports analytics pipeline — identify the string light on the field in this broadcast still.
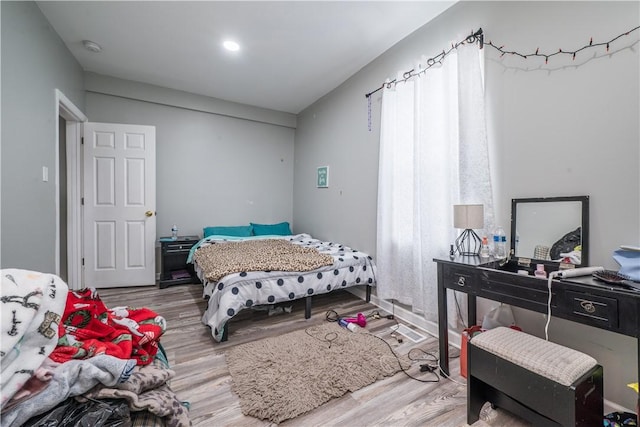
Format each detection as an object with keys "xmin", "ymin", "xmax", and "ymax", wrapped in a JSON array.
[
  {"xmin": 365, "ymin": 25, "xmax": 639, "ymax": 100},
  {"xmin": 484, "ymin": 25, "xmax": 638, "ymax": 62}
]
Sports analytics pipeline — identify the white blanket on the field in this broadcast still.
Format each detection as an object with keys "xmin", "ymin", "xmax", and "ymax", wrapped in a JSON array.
[{"xmin": 1, "ymin": 269, "xmax": 68, "ymax": 409}]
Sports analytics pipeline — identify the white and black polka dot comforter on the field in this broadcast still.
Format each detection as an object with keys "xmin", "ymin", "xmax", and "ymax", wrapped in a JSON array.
[{"xmin": 191, "ymin": 234, "xmax": 377, "ymax": 342}]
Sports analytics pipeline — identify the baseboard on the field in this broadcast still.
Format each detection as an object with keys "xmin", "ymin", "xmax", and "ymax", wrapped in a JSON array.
[
  {"xmin": 603, "ymin": 398, "xmax": 634, "ymax": 415},
  {"xmin": 347, "ymin": 287, "xmax": 462, "ymax": 350}
]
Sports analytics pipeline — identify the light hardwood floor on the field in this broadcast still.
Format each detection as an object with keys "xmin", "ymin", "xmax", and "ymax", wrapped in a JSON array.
[{"xmin": 98, "ymin": 284, "xmax": 529, "ymax": 427}]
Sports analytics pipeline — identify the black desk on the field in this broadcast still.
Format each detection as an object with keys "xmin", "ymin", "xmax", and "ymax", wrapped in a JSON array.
[{"xmin": 435, "ymin": 256, "xmax": 640, "ymax": 382}]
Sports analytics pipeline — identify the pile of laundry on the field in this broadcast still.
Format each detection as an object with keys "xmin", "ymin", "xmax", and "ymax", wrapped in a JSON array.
[{"xmin": 0, "ymin": 269, "xmax": 190, "ymax": 427}]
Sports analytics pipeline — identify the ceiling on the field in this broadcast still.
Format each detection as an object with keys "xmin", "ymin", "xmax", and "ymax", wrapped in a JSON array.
[{"xmin": 37, "ymin": 1, "xmax": 455, "ymax": 114}]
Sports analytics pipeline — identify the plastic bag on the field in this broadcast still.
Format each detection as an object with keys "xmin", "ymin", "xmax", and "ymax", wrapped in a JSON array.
[
  {"xmin": 614, "ymin": 249, "xmax": 640, "ymax": 282},
  {"xmin": 603, "ymin": 411, "xmax": 637, "ymax": 426},
  {"xmin": 460, "ymin": 325, "xmax": 483, "ymax": 378},
  {"xmin": 23, "ymin": 398, "xmax": 131, "ymax": 427},
  {"xmin": 550, "ymin": 227, "xmax": 582, "ymax": 260},
  {"xmin": 482, "ymin": 304, "xmax": 515, "ymax": 330}
]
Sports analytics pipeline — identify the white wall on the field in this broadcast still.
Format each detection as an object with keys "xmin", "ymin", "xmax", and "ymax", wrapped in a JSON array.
[
  {"xmin": 1, "ymin": 1, "xmax": 85, "ymax": 271},
  {"xmin": 84, "ymin": 75, "xmax": 296, "ymax": 239},
  {"xmin": 294, "ymin": 1, "xmax": 639, "ymax": 409}
]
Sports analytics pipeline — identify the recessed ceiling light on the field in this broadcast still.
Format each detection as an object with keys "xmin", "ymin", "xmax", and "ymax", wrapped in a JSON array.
[
  {"xmin": 82, "ymin": 40, "xmax": 102, "ymax": 53},
  {"xmin": 223, "ymin": 40, "xmax": 240, "ymax": 52}
]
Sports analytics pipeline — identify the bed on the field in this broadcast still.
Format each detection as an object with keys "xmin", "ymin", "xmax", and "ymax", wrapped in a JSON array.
[{"xmin": 188, "ymin": 233, "xmax": 377, "ymax": 342}]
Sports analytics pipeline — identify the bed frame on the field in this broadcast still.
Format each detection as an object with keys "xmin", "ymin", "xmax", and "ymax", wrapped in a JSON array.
[
  {"xmin": 220, "ymin": 285, "xmax": 372, "ymax": 341},
  {"xmin": 192, "ymin": 234, "xmax": 377, "ymax": 342}
]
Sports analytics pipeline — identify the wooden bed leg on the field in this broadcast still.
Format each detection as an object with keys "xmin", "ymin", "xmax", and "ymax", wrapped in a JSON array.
[
  {"xmin": 366, "ymin": 285, "xmax": 371, "ymax": 303},
  {"xmin": 305, "ymin": 296, "xmax": 312, "ymax": 319}
]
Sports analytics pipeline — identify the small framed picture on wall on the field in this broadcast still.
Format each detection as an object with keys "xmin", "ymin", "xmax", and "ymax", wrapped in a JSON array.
[{"xmin": 317, "ymin": 166, "xmax": 329, "ymax": 188}]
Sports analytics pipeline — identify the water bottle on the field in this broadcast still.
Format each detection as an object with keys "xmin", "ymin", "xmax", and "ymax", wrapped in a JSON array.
[
  {"xmin": 493, "ymin": 226, "xmax": 507, "ymax": 259},
  {"xmin": 480, "ymin": 237, "xmax": 490, "ymax": 258},
  {"xmin": 171, "ymin": 224, "xmax": 178, "ymax": 240}
]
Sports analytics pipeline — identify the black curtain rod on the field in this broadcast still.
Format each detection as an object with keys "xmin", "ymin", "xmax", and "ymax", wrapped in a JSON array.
[{"xmin": 365, "ymin": 28, "xmax": 484, "ymax": 99}]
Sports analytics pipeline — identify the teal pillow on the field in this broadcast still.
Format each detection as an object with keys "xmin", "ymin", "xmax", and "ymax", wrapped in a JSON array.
[
  {"xmin": 203, "ymin": 225, "xmax": 253, "ymax": 238},
  {"xmin": 250, "ymin": 222, "xmax": 292, "ymax": 236}
]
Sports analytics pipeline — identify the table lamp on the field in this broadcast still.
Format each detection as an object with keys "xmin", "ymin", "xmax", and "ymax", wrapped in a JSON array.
[{"xmin": 453, "ymin": 204, "xmax": 484, "ymax": 256}]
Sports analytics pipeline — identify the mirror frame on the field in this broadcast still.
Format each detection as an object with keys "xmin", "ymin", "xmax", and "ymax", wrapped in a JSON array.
[{"xmin": 510, "ymin": 195, "xmax": 589, "ymax": 267}]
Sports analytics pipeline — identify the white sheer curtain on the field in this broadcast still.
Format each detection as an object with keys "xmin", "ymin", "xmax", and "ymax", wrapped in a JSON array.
[{"xmin": 377, "ymin": 43, "xmax": 494, "ymax": 324}]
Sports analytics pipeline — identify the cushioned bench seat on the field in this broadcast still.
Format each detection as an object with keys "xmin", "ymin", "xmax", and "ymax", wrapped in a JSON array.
[{"xmin": 467, "ymin": 327, "xmax": 603, "ymax": 426}]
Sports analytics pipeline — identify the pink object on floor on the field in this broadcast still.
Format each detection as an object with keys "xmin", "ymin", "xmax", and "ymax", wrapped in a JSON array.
[{"xmin": 343, "ymin": 313, "xmax": 367, "ymax": 328}]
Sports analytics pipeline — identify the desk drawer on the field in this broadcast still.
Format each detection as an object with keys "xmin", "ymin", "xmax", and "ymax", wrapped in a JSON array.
[
  {"xmin": 477, "ymin": 270, "xmax": 550, "ymax": 313},
  {"xmin": 444, "ymin": 266, "xmax": 476, "ymax": 292},
  {"xmin": 566, "ymin": 291, "xmax": 618, "ymax": 328},
  {"xmin": 163, "ymin": 243, "xmax": 195, "ymax": 253}
]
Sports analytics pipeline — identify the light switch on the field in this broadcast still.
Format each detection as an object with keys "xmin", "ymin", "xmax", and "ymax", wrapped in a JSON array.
[{"xmin": 42, "ymin": 166, "xmax": 49, "ymax": 182}]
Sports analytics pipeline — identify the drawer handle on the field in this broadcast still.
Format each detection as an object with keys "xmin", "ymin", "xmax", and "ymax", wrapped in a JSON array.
[
  {"xmin": 457, "ymin": 276, "xmax": 466, "ymax": 286},
  {"xmin": 580, "ymin": 301, "xmax": 596, "ymax": 314}
]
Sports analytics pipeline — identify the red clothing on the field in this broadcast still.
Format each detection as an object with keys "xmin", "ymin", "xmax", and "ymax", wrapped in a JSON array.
[{"xmin": 50, "ymin": 289, "xmax": 165, "ymax": 365}]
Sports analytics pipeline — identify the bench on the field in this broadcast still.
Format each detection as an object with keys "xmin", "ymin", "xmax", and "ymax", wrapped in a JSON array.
[{"xmin": 467, "ymin": 326, "xmax": 603, "ymax": 426}]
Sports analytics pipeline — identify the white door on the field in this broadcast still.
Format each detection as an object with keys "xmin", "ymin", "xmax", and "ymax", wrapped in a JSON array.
[{"xmin": 83, "ymin": 122, "xmax": 156, "ymax": 288}]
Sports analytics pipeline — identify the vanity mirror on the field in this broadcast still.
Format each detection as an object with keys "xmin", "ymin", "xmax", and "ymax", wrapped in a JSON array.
[{"xmin": 510, "ymin": 196, "xmax": 589, "ymax": 267}]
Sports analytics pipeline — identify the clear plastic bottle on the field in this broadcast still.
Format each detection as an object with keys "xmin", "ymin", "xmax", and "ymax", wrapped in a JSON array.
[
  {"xmin": 480, "ymin": 236, "xmax": 490, "ymax": 258},
  {"xmin": 493, "ymin": 226, "xmax": 507, "ymax": 259},
  {"xmin": 171, "ymin": 224, "xmax": 178, "ymax": 240}
]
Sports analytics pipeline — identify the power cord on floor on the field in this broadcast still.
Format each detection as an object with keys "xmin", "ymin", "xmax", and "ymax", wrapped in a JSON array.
[
  {"xmin": 365, "ymin": 309, "xmax": 381, "ymax": 319},
  {"xmin": 365, "ymin": 332, "xmax": 439, "ymax": 383},
  {"xmin": 333, "ymin": 308, "xmax": 401, "ymax": 341},
  {"xmin": 437, "ymin": 364, "xmax": 468, "ymax": 386},
  {"xmin": 408, "ymin": 348, "xmax": 438, "ymax": 364},
  {"xmin": 320, "ymin": 307, "xmax": 469, "ymax": 385},
  {"xmin": 325, "ymin": 309, "xmax": 340, "ymax": 322},
  {"xmin": 304, "ymin": 327, "xmax": 339, "ymax": 348},
  {"xmin": 408, "ymin": 347, "xmax": 441, "ymax": 375},
  {"xmin": 387, "ymin": 316, "xmax": 403, "ymax": 343}
]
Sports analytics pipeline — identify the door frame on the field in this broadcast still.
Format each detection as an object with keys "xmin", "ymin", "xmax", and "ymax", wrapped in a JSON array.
[{"xmin": 55, "ymin": 89, "xmax": 87, "ymax": 290}]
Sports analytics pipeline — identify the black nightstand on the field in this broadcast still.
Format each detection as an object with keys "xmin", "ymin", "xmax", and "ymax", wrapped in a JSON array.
[{"xmin": 159, "ymin": 236, "xmax": 201, "ymax": 288}]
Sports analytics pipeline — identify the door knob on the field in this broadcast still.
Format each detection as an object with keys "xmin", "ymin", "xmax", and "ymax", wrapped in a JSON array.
[{"xmin": 145, "ymin": 210, "xmax": 154, "ymax": 217}]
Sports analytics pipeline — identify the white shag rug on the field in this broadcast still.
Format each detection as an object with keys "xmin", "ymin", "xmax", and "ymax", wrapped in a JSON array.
[{"xmin": 225, "ymin": 322, "xmax": 403, "ymax": 424}]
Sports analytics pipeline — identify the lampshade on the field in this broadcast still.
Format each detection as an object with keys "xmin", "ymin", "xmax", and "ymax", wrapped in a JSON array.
[{"xmin": 453, "ymin": 204, "xmax": 484, "ymax": 229}]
